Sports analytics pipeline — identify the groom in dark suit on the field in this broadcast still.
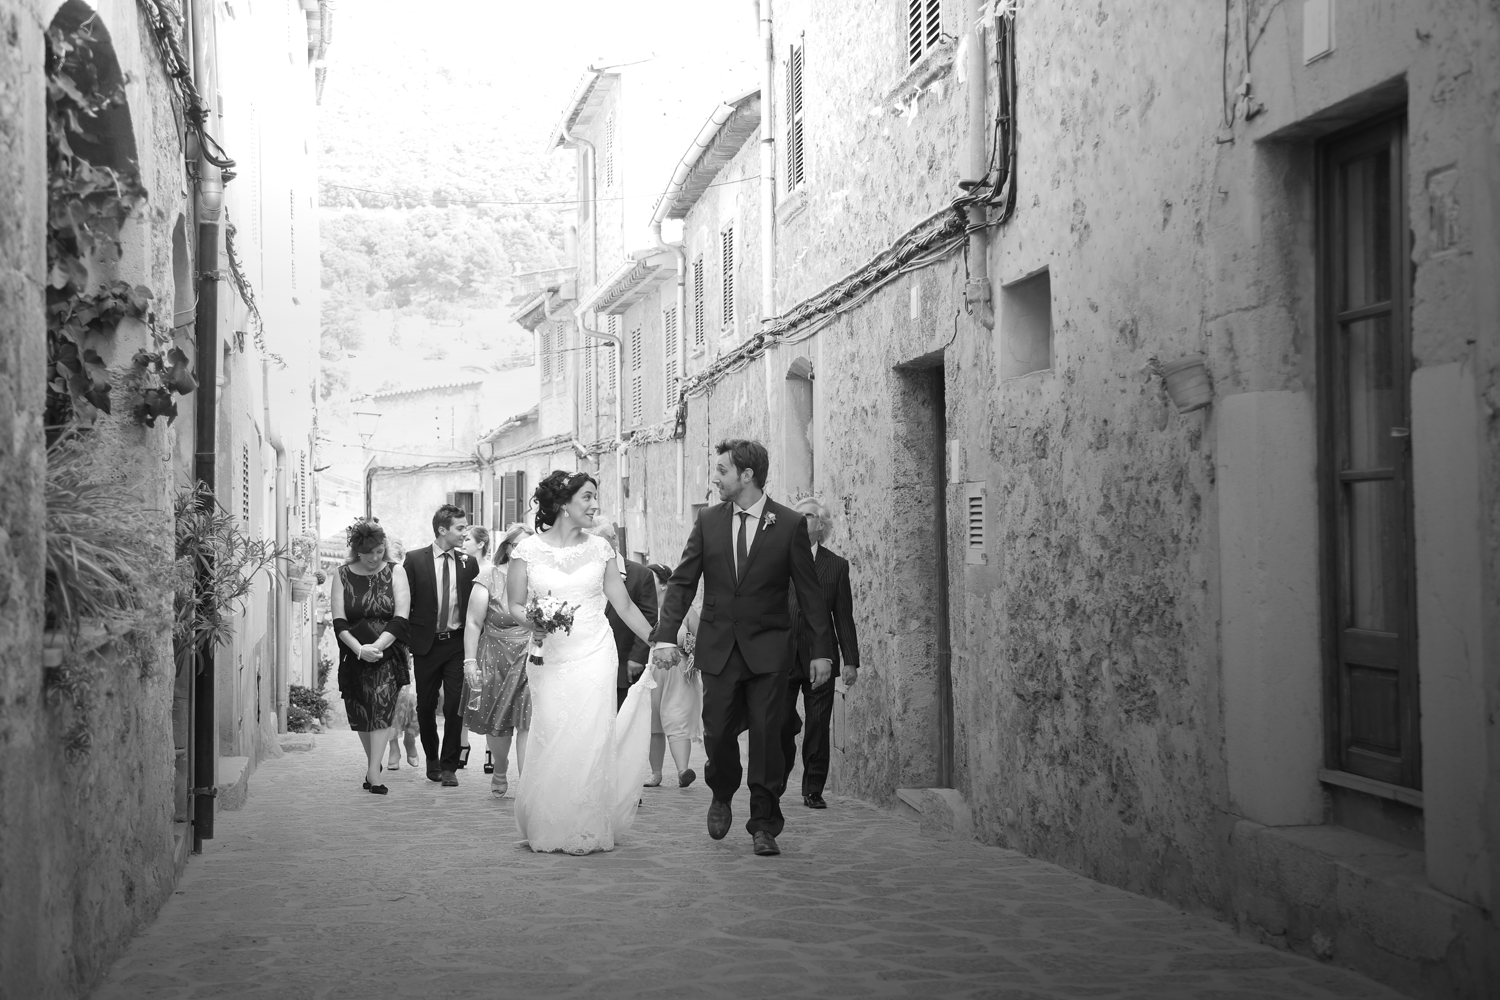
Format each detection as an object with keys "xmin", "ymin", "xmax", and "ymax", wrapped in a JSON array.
[
  {"xmin": 402, "ymin": 503, "xmax": 479, "ymax": 786},
  {"xmin": 653, "ymin": 439, "xmax": 833, "ymax": 856}
]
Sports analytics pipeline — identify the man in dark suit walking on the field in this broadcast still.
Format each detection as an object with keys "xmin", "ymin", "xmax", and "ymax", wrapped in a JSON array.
[
  {"xmin": 402, "ymin": 503, "xmax": 479, "ymax": 786},
  {"xmin": 653, "ymin": 440, "xmax": 833, "ymax": 857},
  {"xmin": 781, "ymin": 497, "xmax": 861, "ymax": 810},
  {"xmin": 594, "ymin": 521, "xmax": 658, "ymax": 709}
]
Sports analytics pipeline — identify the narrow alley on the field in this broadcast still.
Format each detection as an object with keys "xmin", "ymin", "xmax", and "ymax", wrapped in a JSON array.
[{"xmin": 94, "ymin": 733, "xmax": 1401, "ymax": 1000}]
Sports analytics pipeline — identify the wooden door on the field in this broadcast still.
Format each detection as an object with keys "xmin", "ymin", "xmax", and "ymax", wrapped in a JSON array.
[{"xmin": 1320, "ymin": 115, "xmax": 1420, "ymax": 788}]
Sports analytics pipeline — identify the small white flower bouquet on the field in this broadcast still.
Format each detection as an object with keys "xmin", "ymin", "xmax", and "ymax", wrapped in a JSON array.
[{"xmin": 524, "ymin": 592, "xmax": 578, "ymax": 666}]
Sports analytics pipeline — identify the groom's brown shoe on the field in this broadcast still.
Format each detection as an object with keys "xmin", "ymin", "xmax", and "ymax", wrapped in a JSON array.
[
  {"xmin": 752, "ymin": 831, "xmax": 781, "ymax": 856},
  {"xmin": 707, "ymin": 799, "xmax": 732, "ymax": 839}
]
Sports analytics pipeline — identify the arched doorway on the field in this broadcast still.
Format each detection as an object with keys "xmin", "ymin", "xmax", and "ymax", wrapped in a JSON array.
[{"xmin": 784, "ymin": 356, "xmax": 814, "ymax": 496}]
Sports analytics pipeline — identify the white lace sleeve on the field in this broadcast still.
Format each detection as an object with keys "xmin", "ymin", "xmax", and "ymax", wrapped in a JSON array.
[
  {"xmin": 512, "ymin": 534, "xmax": 544, "ymax": 565},
  {"xmin": 593, "ymin": 534, "xmax": 616, "ymax": 564}
]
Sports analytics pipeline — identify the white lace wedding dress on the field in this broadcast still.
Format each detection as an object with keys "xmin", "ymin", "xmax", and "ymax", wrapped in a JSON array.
[{"xmin": 511, "ymin": 533, "xmax": 654, "ymax": 854}]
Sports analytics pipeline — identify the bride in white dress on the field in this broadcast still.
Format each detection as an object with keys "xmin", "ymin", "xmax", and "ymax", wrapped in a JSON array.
[{"xmin": 505, "ymin": 471, "xmax": 658, "ymax": 854}]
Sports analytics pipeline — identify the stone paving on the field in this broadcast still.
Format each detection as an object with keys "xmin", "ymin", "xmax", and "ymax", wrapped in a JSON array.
[{"xmin": 93, "ymin": 730, "xmax": 1408, "ymax": 1000}]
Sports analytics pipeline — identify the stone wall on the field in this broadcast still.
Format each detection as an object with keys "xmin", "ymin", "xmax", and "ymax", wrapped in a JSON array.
[{"xmin": 0, "ymin": 2, "xmax": 189, "ymax": 996}]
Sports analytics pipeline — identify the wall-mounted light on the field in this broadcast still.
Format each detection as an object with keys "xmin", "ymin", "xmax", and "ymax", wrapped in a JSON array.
[{"xmin": 353, "ymin": 409, "xmax": 382, "ymax": 445}]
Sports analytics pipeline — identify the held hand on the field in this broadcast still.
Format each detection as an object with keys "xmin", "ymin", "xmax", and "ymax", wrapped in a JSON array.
[
  {"xmin": 842, "ymin": 664, "xmax": 858, "ymax": 688},
  {"xmin": 651, "ymin": 646, "xmax": 680, "ymax": 669},
  {"xmin": 627, "ymin": 659, "xmax": 646, "ymax": 680},
  {"xmin": 530, "ymin": 628, "xmax": 548, "ymax": 646},
  {"xmin": 809, "ymin": 658, "xmax": 833, "ymax": 689},
  {"xmin": 357, "ymin": 644, "xmax": 383, "ymax": 663}
]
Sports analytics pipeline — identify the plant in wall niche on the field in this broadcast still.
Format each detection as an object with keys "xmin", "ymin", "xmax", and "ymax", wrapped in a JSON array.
[
  {"xmin": 173, "ymin": 484, "xmax": 285, "ymax": 673},
  {"xmin": 130, "ymin": 345, "xmax": 198, "ymax": 426},
  {"xmin": 43, "ymin": 16, "xmax": 197, "ymax": 434},
  {"xmin": 44, "ymin": 436, "xmax": 160, "ymax": 637}
]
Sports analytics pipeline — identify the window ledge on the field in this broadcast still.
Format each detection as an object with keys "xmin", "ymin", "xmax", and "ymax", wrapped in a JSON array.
[
  {"xmin": 1318, "ymin": 767, "xmax": 1424, "ymax": 809},
  {"xmin": 777, "ymin": 188, "xmax": 810, "ymax": 226},
  {"xmin": 886, "ymin": 40, "xmax": 957, "ymax": 105}
]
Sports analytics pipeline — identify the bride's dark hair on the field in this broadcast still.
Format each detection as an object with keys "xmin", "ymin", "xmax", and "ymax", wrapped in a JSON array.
[{"xmin": 533, "ymin": 471, "xmax": 598, "ymax": 533}]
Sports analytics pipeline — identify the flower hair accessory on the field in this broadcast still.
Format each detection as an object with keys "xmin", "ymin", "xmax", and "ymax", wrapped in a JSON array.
[
  {"xmin": 345, "ymin": 516, "xmax": 381, "ymax": 547},
  {"xmin": 762, "ymin": 512, "xmax": 777, "ymax": 531}
]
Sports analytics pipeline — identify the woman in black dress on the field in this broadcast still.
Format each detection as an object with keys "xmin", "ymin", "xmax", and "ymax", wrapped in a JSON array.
[{"xmin": 331, "ymin": 520, "xmax": 411, "ymax": 794}]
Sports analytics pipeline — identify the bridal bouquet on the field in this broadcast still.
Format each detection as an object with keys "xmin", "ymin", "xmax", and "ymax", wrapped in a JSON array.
[{"xmin": 524, "ymin": 592, "xmax": 578, "ymax": 666}]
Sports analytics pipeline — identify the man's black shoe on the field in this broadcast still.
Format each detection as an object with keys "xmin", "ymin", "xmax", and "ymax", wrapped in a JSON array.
[
  {"xmin": 804, "ymin": 793, "xmax": 827, "ymax": 809},
  {"xmin": 752, "ymin": 831, "xmax": 781, "ymax": 856},
  {"xmin": 707, "ymin": 799, "xmax": 732, "ymax": 840},
  {"xmin": 440, "ymin": 770, "xmax": 459, "ymax": 787},
  {"xmin": 427, "ymin": 768, "xmax": 443, "ymax": 783}
]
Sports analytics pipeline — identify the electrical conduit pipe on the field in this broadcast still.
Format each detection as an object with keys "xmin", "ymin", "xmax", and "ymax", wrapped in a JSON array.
[{"xmin": 964, "ymin": 0, "xmax": 995, "ymax": 329}]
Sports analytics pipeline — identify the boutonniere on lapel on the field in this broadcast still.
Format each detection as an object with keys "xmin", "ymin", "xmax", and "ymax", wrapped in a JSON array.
[{"xmin": 762, "ymin": 512, "xmax": 777, "ymax": 532}]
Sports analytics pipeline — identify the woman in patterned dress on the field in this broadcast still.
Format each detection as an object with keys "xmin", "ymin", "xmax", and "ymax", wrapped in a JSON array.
[
  {"xmin": 331, "ymin": 520, "xmax": 411, "ymax": 794},
  {"xmin": 461, "ymin": 523, "xmax": 534, "ymax": 797}
]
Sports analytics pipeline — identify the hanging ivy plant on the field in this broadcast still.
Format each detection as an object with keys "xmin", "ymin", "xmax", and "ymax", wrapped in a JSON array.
[{"xmin": 44, "ymin": 16, "xmax": 196, "ymax": 435}]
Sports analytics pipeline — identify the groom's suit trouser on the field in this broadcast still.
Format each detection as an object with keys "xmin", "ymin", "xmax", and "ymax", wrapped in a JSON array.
[
  {"xmin": 701, "ymin": 644, "xmax": 789, "ymax": 837},
  {"xmin": 414, "ymin": 631, "xmax": 466, "ymax": 772}
]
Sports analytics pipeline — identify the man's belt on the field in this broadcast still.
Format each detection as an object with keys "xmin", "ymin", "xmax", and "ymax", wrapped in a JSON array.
[{"xmin": 435, "ymin": 628, "xmax": 465, "ymax": 642}]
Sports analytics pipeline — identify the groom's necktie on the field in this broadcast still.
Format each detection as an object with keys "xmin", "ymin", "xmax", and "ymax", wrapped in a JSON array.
[
  {"xmin": 736, "ymin": 511, "xmax": 750, "ymax": 583},
  {"xmin": 439, "ymin": 551, "xmax": 451, "ymax": 629}
]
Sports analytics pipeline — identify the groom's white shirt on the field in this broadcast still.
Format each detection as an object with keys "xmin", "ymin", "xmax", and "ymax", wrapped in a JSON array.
[{"xmin": 654, "ymin": 494, "xmax": 767, "ymax": 651}]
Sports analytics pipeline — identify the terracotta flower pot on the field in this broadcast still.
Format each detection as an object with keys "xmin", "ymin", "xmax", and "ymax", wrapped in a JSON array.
[{"xmin": 1161, "ymin": 354, "xmax": 1213, "ymax": 413}]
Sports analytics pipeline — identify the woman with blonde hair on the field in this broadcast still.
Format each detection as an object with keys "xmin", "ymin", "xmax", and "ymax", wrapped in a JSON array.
[{"xmin": 461, "ymin": 523, "xmax": 534, "ymax": 796}]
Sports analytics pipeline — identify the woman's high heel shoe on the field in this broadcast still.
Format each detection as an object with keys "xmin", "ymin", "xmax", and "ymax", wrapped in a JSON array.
[
  {"xmin": 483, "ymin": 750, "xmax": 494, "ymax": 774},
  {"xmin": 457, "ymin": 745, "xmax": 472, "ymax": 769}
]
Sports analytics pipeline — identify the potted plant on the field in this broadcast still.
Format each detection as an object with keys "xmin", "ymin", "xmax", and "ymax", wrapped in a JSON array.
[
  {"xmin": 174, "ymin": 484, "xmax": 284, "ymax": 672},
  {"xmin": 287, "ymin": 535, "xmax": 319, "ymax": 602}
]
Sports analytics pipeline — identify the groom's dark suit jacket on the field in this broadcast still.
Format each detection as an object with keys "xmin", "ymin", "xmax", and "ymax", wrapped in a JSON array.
[
  {"xmin": 402, "ymin": 545, "xmax": 480, "ymax": 656},
  {"xmin": 653, "ymin": 498, "xmax": 834, "ymax": 676}
]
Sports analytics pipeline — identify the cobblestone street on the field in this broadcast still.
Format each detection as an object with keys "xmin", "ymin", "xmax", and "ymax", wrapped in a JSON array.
[{"xmin": 93, "ymin": 731, "xmax": 1407, "ymax": 1000}]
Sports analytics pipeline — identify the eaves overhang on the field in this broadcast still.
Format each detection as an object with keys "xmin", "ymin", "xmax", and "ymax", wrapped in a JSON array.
[
  {"xmin": 548, "ymin": 71, "xmax": 615, "ymax": 151},
  {"xmin": 653, "ymin": 89, "xmax": 761, "ymax": 223},
  {"xmin": 510, "ymin": 285, "xmax": 577, "ymax": 331},
  {"xmin": 575, "ymin": 250, "xmax": 678, "ymax": 317}
]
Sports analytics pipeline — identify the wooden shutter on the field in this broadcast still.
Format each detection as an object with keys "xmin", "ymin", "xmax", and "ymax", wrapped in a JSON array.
[
  {"xmin": 604, "ymin": 113, "xmax": 616, "ymax": 189},
  {"xmin": 692, "ymin": 257, "xmax": 706, "ymax": 349},
  {"xmin": 606, "ymin": 316, "xmax": 619, "ymax": 402},
  {"xmin": 908, "ymin": 0, "xmax": 942, "ymax": 65},
  {"xmin": 721, "ymin": 225, "xmax": 735, "ymax": 329},
  {"xmin": 583, "ymin": 339, "xmax": 596, "ymax": 413},
  {"xmin": 786, "ymin": 43, "xmax": 805, "ymax": 190},
  {"xmin": 663, "ymin": 306, "xmax": 679, "ymax": 412},
  {"xmin": 629, "ymin": 325, "xmax": 644, "ymax": 426},
  {"xmin": 501, "ymin": 473, "xmax": 518, "ymax": 527}
]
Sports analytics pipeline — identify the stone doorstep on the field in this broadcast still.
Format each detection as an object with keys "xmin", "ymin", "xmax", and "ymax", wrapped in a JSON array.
[
  {"xmin": 895, "ymin": 787, "xmax": 976, "ymax": 842},
  {"xmin": 1229, "ymin": 818, "xmax": 1493, "ymax": 1000},
  {"xmin": 215, "ymin": 755, "xmax": 251, "ymax": 812}
]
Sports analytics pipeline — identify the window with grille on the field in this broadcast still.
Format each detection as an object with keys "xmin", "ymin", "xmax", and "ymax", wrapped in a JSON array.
[
  {"xmin": 604, "ymin": 114, "xmax": 616, "ymax": 190},
  {"xmin": 965, "ymin": 482, "xmax": 987, "ymax": 565},
  {"xmin": 785, "ymin": 42, "xmax": 806, "ymax": 191},
  {"xmin": 720, "ymin": 224, "xmax": 735, "ymax": 330},
  {"xmin": 663, "ymin": 306, "xmax": 679, "ymax": 413},
  {"xmin": 240, "ymin": 445, "xmax": 252, "ymax": 522},
  {"xmin": 908, "ymin": 0, "xmax": 943, "ymax": 65},
  {"xmin": 629, "ymin": 325, "xmax": 644, "ymax": 426},
  {"xmin": 692, "ymin": 257, "xmax": 706, "ymax": 350}
]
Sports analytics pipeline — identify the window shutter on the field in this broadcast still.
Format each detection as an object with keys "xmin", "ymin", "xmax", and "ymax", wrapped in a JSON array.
[
  {"xmin": 288, "ymin": 189, "xmax": 297, "ymax": 291},
  {"xmin": 721, "ymin": 224, "xmax": 735, "ymax": 329},
  {"xmin": 909, "ymin": 0, "xmax": 942, "ymax": 65},
  {"xmin": 583, "ymin": 339, "xmax": 596, "ymax": 413},
  {"xmin": 240, "ymin": 445, "xmax": 251, "ymax": 522},
  {"xmin": 663, "ymin": 306, "xmax": 679, "ymax": 412},
  {"xmin": 501, "ymin": 473, "xmax": 518, "ymax": 526},
  {"xmin": 606, "ymin": 316, "xmax": 619, "ymax": 402},
  {"xmin": 692, "ymin": 257, "xmax": 706, "ymax": 349},
  {"xmin": 516, "ymin": 471, "xmax": 527, "ymax": 525},
  {"xmin": 786, "ymin": 43, "xmax": 806, "ymax": 190},
  {"xmin": 629, "ymin": 325, "xmax": 644, "ymax": 426},
  {"xmin": 604, "ymin": 114, "xmax": 616, "ymax": 189},
  {"xmin": 446, "ymin": 491, "xmax": 456, "ymax": 506}
]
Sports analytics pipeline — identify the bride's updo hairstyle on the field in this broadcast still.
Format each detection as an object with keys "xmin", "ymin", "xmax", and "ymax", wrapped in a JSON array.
[{"xmin": 533, "ymin": 470, "xmax": 599, "ymax": 533}]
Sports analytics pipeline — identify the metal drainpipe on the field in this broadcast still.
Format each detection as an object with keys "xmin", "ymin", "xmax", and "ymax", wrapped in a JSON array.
[
  {"xmin": 757, "ymin": 0, "xmax": 776, "ymax": 327},
  {"xmin": 263, "ymin": 364, "xmax": 289, "ymax": 733},
  {"xmin": 577, "ymin": 307, "xmax": 625, "ymax": 512},
  {"xmin": 651, "ymin": 221, "xmax": 687, "ymax": 517},
  {"xmin": 964, "ymin": 0, "xmax": 995, "ymax": 329},
  {"xmin": 189, "ymin": 0, "xmax": 223, "ymax": 853}
]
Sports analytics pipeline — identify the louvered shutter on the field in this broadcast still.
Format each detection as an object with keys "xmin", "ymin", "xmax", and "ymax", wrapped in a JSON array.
[
  {"xmin": 663, "ymin": 306, "xmax": 679, "ymax": 413},
  {"xmin": 786, "ymin": 43, "xmax": 805, "ymax": 190},
  {"xmin": 501, "ymin": 473, "xmax": 518, "ymax": 527},
  {"xmin": 629, "ymin": 326, "xmax": 644, "ymax": 426},
  {"xmin": 692, "ymin": 257, "xmax": 706, "ymax": 349},
  {"xmin": 721, "ymin": 225, "xmax": 735, "ymax": 329},
  {"xmin": 604, "ymin": 114, "xmax": 616, "ymax": 189},
  {"xmin": 583, "ymin": 339, "xmax": 596, "ymax": 413},
  {"xmin": 606, "ymin": 316, "xmax": 619, "ymax": 402}
]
